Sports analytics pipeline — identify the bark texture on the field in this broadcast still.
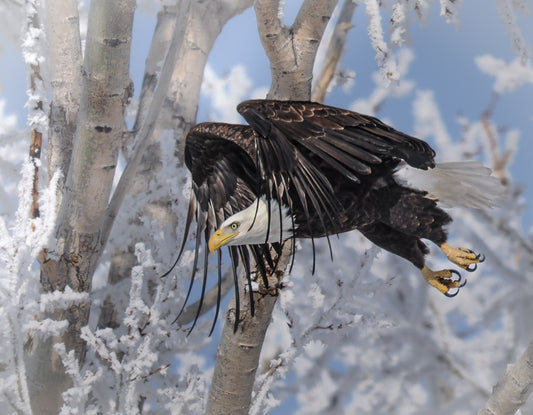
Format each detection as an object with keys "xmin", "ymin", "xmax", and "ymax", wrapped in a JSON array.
[{"xmin": 45, "ymin": 0, "xmax": 82, "ymax": 201}]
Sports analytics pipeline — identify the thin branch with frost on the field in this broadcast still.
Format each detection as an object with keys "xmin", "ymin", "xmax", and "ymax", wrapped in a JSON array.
[
  {"xmin": 440, "ymin": 0, "xmax": 464, "ymax": 26},
  {"xmin": 312, "ymin": 0, "xmax": 357, "ymax": 103},
  {"xmin": 351, "ymin": 47, "xmax": 415, "ymax": 114},
  {"xmin": 478, "ymin": 338, "xmax": 533, "ymax": 415},
  {"xmin": 496, "ymin": 0, "xmax": 532, "ymax": 62},
  {"xmin": 362, "ymin": 0, "xmax": 399, "ymax": 82}
]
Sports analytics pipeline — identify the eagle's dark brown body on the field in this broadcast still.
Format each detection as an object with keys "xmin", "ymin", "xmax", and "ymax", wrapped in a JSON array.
[
  {"xmin": 179, "ymin": 99, "xmax": 488, "ymax": 332},
  {"xmin": 186, "ymin": 101, "xmax": 450, "ymax": 270}
]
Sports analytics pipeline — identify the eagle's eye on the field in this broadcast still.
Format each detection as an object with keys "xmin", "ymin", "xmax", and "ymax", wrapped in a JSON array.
[{"xmin": 229, "ymin": 222, "xmax": 239, "ymax": 231}]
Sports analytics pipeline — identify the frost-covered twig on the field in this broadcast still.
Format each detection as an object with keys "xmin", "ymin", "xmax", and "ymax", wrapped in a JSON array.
[
  {"xmin": 363, "ymin": 0, "xmax": 399, "ymax": 82},
  {"xmin": 496, "ymin": 0, "xmax": 532, "ymax": 62},
  {"xmin": 478, "ymin": 338, "xmax": 533, "ymax": 415}
]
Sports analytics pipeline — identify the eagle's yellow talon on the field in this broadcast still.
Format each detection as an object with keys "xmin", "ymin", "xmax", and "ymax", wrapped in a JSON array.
[
  {"xmin": 440, "ymin": 243, "xmax": 484, "ymax": 271},
  {"xmin": 421, "ymin": 265, "xmax": 466, "ymax": 297}
]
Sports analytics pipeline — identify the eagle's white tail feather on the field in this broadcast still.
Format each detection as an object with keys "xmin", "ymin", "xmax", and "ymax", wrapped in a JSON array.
[{"xmin": 394, "ymin": 161, "xmax": 506, "ymax": 209}]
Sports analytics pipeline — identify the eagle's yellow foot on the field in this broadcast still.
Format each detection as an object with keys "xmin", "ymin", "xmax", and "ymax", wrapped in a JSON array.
[
  {"xmin": 441, "ymin": 243, "xmax": 485, "ymax": 272},
  {"xmin": 421, "ymin": 265, "xmax": 466, "ymax": 297}
]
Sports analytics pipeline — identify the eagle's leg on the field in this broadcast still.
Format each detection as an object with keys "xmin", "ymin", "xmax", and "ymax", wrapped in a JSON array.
[
  {"xmin": 420, "ymin": 265, "xmax": 466, "ymax": 297},
  {"xmin": 440, "ymin": 242, "xmax": 485, "ymax": 272}
]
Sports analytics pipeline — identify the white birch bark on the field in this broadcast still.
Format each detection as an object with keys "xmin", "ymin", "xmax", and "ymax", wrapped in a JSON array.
[
  {"xmin": 44, "ymin": 0, "xmax": 82, "ymax": 203},
  {"xmin": 206, "ymin": 1, "xmax": 338, "ymax": 414},
  {"xmin": 478, "ymin": 338, "xmax": 533, "ymax": 415}
]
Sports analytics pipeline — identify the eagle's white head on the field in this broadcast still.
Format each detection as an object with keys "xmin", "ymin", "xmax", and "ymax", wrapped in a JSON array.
[{"xmin": 208, "ymin": 198, "xmax": 295, "ymax": 254}]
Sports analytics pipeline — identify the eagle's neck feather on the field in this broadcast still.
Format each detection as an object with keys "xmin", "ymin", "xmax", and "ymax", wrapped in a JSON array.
[{"xmin": 230, "ymin": 198, "xmax": 294, "ymax": 245}]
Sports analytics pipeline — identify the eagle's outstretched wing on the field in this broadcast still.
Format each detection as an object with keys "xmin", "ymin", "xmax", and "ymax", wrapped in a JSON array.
[{"xmin": 176, "ymin": 123, "xmax": 258, "ymax": 333}]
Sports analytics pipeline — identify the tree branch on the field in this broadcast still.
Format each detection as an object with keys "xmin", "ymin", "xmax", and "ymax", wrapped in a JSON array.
[
  {"xmin": 255, "ymin": 0, "xmax": 338, "ymax": 99},
  {"xmin": 176, "ymin": 271, "xmax": 233, "ymax": 327},
  {"xmin": 311, "ymin": 0, "xmax": 356, "ymax": 103},
  {"xmin": 478, "ymin": 337, "xmax": 533, "ymax": 415}
]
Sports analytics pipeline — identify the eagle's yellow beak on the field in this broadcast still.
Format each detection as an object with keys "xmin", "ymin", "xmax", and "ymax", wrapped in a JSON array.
[{"xmin": 208, "ymin": 228, "xmax": 238, "ymax": 254}]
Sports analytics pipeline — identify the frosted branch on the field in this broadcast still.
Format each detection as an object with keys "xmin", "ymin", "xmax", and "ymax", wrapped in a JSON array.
[
  {"xmin": 496, "ymin": 0, "xmax": 532, "ymax": 62},
  {"xmin": 363, "ymin": 0, "xmax": 399, "ymax": 83},
  {"xmin": 440, "ymin": 0, "xmax": 464, "ymax": 26}
]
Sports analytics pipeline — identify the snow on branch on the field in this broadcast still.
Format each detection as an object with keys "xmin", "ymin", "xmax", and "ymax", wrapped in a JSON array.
[
  {"xmin": 363, "ymin": 0, "xmax": 399, "ymax": 82},
  {"xmin": 476, "ymin": 55, "xmax": 533, "ymax": 93},
  {"xmin": 440, "ymin": 0, "xmax": 464, "ymax": 26},
  {"xmin": 496, "ymin": 0, "xmax": 532, "ymax": 62},
  {"xmin": 351, "ymin": 48, "xmax": 415, "ymax": 115}
]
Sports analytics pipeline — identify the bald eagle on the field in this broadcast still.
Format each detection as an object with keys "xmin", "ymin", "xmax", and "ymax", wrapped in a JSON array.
[{"xmin": 177, "ymin": 99, "xmax": 503, "ymax": 332}]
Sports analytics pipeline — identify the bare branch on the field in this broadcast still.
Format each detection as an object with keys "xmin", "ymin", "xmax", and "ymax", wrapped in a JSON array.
[
  {"xmin": 176, "ymin": 272, "xmax": 233, "ymax": 327},
  {"xmin": 312, "ymin": 0, "xmax": 356, "ymax": 103},
  {"xmin": 478, "ymin": 338, "xmax": 533, "ymax": 415}
]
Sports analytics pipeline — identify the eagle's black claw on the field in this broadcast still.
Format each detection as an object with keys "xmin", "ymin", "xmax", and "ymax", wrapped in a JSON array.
[
  {"xmin": 449, "ymin": 269, "xmax": 462, "ymax": 280},
  {"xmin": 465, "ymin": 263, "xmax": 478, "ymax": 272},
  {"xmin": 445, "ymin": 278, "xmax": 467, "ymax": 297}
]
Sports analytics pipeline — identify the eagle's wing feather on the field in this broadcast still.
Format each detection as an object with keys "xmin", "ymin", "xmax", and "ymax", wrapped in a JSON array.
[
  {"xmin": 237, "ymin": 100, "xmax": 436, "ymax": 174},
  {"xmin": 177, "ymin": 123, "xmax": 258, "ymax": 333}
]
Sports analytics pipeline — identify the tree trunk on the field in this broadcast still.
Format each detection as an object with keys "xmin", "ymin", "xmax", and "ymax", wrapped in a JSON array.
[{"xmin": 26, "ymin": 1, "xmax": 136, "ymax": 413}]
